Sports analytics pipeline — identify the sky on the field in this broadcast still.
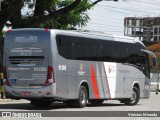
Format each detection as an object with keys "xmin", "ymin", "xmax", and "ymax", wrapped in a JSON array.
[{"xmin": 83, "ymin": 0, "xmax": 160, "ymax": 35}]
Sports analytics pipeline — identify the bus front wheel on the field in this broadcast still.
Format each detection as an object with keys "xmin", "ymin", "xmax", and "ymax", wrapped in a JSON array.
[{"xmin": 124, "ymin": 87, "xmax": 140, "ymax": 106}]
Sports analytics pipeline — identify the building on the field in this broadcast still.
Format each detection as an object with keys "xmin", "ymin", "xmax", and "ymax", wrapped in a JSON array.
[{"xmin": 124, "ymin": 17, "xmax": 160, "ymax": 44}]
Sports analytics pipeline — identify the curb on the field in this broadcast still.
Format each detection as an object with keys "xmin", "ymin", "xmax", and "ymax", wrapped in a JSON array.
[
  {"xmin": 0, "ymin": 99, "xmax": 14, "ymax": 102},
  {"xmin": 0, "ymin": 99, "xmax": 28, "ymax": 103}
]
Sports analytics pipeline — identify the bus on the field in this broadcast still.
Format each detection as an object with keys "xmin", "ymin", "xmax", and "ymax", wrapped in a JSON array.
[{"xmin": 3, "ymin": 28, "xmax": 156, "ymax": 108}]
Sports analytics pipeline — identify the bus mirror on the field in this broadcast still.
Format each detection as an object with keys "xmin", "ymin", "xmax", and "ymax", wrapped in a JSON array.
[
  {"xmin": 152, "ymin": 58, "xmax": 157, "ymax": 66},
  {"xmin": 150, "ymin": 58, "xmax": 157, "ymax": 68},
  {"xmin": 141, "ymin": 49, "xmax": 157, "ymax": 67}
]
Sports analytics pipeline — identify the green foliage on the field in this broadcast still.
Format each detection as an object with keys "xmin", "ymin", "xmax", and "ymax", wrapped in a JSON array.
[
  {"xmin": 35, "ymin": 0, "xmax": 92, "ymax": 29},
  {"xmin": 0, "ymin": 0, "xmax": 94, "ymax": 30}
]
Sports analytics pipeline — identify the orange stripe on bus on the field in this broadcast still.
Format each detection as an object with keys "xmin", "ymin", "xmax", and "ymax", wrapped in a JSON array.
[{"xmin": 90, "ymin": 64, "xmax": 100, "ymax": 99}]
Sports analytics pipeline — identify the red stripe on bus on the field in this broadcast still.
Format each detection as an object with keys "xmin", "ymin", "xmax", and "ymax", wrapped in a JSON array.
[
  {"xmin": 90, "ymin": 64, "xmax": 100, "ymax": 99},
  {"xmin": 103, "ymin": 63, "xmax": 111, "ymax": 98}
]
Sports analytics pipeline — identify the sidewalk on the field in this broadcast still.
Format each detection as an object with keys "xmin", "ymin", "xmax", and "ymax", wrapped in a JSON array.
[
  {"xmin": 0, "ymin": 94, "xmax": 14, "ymax": 102},
  {"xmin": 0, "ymin": 98, "xmax": 14, "ymax": 102}
]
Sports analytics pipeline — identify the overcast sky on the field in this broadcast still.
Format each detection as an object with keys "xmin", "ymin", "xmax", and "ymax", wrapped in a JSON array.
[{"xmin": 84, "ymin": 0, "xmax": 160, "ymax": 35}]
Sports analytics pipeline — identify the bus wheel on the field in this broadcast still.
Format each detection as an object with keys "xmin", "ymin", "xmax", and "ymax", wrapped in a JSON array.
[
  {"xmin": 124, "ymin": 87, "xmax": 140, "ymax": 106},
  {"xmin": 31, "ymin": 100, "xmax": 51, "ymax": 107},
  {"xmin": 76, "ymin": 86, "xmax": 88, "ymax": 108},
  {"xmin": 89, "ymin": 99, "xmax": 104, "ymax": 106}
]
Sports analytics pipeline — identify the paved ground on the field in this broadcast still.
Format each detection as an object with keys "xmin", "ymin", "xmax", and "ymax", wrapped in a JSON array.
[{"xmin": 0, "ymin": 92, "xmax": 159, "ymax": 120}]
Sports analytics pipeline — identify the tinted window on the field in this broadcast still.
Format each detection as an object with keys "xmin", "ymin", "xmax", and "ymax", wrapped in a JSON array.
[
  {"xmin": 87, "ymin": 39, "xmax": 102, "ymax": 61},
  {"xmin": 114, "ymin": 42, "xmax": 126, "ymax": 63},
  {"xmin": 57, "ymin": 35, "xmax": 147, "ymax": 65},
  {"xmin": 136, "ymin": 43, "xmax": 150, "ymax": 77},
  {"xmin": 5, "ymin": 31, "xmax": 49, "ymax": 57},
  {"xmin": 72, "ymin": 37, "xmax": 88, "ymax": 60},
  {"xmin": 56, "ymin": 36, "xmax": 73, "ymax": 59},
  {"xmin": 101, "ymin": 40, "xmax": 115, "ymax": 62},
  {"xmin": 125, "ymin": 43, "xmax": 140, "ymax": 66}
]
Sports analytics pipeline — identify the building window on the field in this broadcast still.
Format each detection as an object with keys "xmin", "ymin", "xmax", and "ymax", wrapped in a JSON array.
[
  {"xmin": 154, "ymin": 27, "xmax": 158, "ymax": 35},
  {"xmin": 154, "ymin": 36, "xmax": 157, "ymax": 41}
]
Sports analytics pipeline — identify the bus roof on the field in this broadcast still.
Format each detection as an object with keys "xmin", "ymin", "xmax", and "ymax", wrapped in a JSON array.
[
  {"xmin": 51, "ymin": 29, "xmax": 145, "ymax": 47},
  {"xmin": 9, "ymin": 28, "xmax": 145, "ymax": 47}
]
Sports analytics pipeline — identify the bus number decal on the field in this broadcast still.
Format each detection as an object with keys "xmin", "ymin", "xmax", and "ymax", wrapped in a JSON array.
[
  {"xmin": 34, "ymin": 67, "xmax": 47, "ymax": 72},
  {"xmin": 59, "ymin": 65, "xmax": 67, "ymax": 71}
]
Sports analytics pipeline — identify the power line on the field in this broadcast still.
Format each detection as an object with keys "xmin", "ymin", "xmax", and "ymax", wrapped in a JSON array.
[
  {"xmin": 98, "ymin": 2, "xmax": 160, "ymax": 12},
  {"xmin": 133, "ymin": 0, "xmax": 160, "ymax": 7},
  {"xmin": 132, "ymin": 3, "xmax": 160, "ymax": 11},
  {"xmin": 89, "ymin": 22, "xmax": 123, "ymax": 28},
  {"xmin": 94, "ymin": 7, "xmax": 160, "ymax": 17},
  {"xmin": 96, "ymin": 5, "xmax": 160, "ymax": 15},
  {"xmin": 94, "ymin": 7, "xmax": 137, "ymax": 16},
  {"xmin": 84, "ymin": 28, "xmax": 123, "ymax": 33},
  {"xmin": 87, "ymin": 13, "xmax": 124, "ymax": 21},
  {"xmin": 86, "ymin": 23, "xmax": 124, "ymax": 31}
]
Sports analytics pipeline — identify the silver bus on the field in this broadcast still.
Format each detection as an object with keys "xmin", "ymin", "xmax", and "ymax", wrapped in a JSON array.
[{"xmin": 3, "ymin": 28, "xmax": 156, "ymax": 108}]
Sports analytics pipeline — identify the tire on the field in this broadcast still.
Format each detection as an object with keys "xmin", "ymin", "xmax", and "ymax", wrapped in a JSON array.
[
  {"xmin": 89, "ymin": 99, "xmax": 104, "ymax": 106},
  {"xmin": 124, "ymin": 87, "xmax": 140, "ymax": 106},
  {"xmin": 75, "ymin": 86, "xmax": 88, "ymax": 108},
  {"xmin": 31, "ymin": 100, "xmax": 51, "ymax": 107}
]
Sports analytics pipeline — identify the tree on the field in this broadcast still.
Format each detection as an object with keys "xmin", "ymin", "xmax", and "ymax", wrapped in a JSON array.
[
  {"xmin": 0, "ymin": 0, "xmax": 92, "ymax": 57},
  {"xmin": 0, "ymin": 0, "xmax": 120, "ymax": 52},
  {"xmin": 0, "ymin": 0, "xmax": 121, "ymax": 32},
  {"xmin": 147, "ymin": 42, "xmax": 160, "ymax": 70},
  {"xmin": 0, "ymin": 0, "xmax": 121, "ymax": 72},
  {"xmin": 0, "ymin": 0, "xmax": 113, "ymax": 32}
]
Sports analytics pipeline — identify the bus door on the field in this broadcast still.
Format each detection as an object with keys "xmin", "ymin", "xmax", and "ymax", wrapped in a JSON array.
[{"xmin": 113, "ymin": 42, "xmax": 127, "ymax": 98}]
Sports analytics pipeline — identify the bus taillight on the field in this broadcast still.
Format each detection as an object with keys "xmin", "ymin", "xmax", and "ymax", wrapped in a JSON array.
[
  {"xmin": 3, "ymin": 66, "xmax": 10, "ymax": 86},
  {"xmin": 44, "ymin": 66, "xmax": 55, "ymax": 86},
  {"xmin": 45, "ymin": 28, "xmax": 49, "ymax": 32}
]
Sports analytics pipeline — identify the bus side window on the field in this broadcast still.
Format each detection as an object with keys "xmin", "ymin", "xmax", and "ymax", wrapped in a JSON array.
[
  {"xmin": 125, "ymin": 43, "xmax": 140, "ymax": 67},
  {"xmin": 87, "ymin": 39, "xmax": 102, "ymax": 61},
  {"xmin": 114, "ymin": 42, "xmax": 126, "ymax": 63},
  {"xmin": 101, "ymin": 40, "xmax": 115, "ymax": 62},
  {"xmin": 56, "ymin": 36, "xmax": 73, "ymax": 59},
  {"xmin": 72, "ymin": 37, "xmax": 88, "ymax": 60}
]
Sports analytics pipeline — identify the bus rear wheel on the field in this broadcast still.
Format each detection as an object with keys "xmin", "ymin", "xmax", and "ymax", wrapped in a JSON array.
[
  {"xmin": 75, "ymin": 85, "xmax": 88, "ymax": 108},
  {"xmin": 124, "ymin": 87, "xmax": 140, "ymax": 106}
]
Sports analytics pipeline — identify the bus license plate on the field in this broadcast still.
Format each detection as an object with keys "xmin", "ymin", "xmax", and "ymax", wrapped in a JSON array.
[{"xmin": 21, "ymin": 91, "xmax": 31, "ymax": 96}]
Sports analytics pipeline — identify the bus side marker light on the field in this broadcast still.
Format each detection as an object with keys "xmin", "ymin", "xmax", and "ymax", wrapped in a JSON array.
[{"xmin": 46, "ymin": 92, "xmax": 51, "ymax": 95}]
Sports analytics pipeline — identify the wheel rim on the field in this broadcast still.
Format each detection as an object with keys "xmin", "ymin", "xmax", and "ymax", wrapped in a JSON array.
[
  {"xmin": 131, "ymin": 91, "xmax": 137, "ymax": 103},
  {"xmin": 80, "ymin": 89, "xmax": 86, "ymax": 104}
]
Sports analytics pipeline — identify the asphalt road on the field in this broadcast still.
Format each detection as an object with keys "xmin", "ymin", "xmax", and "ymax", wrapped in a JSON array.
[{"xmin": 0, "ymin": 92, "xmax": 159, "ymax": 120}]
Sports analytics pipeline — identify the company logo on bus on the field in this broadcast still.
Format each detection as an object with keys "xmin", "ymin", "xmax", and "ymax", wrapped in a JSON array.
[
  {"xmin": 78, "ymin": 64, "xmax": 85, "ymax": 76},
  {"xmin": 80, "ymin": 64, "xmax": 83, "ymax": 71}
]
